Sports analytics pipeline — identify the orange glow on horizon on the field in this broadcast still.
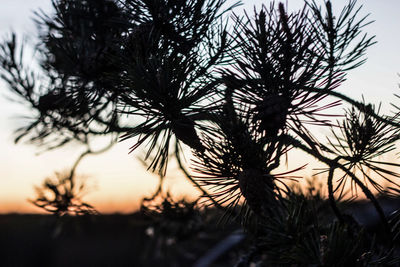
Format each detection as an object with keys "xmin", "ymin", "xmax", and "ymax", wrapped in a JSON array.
[{"xmin": 0, "ymin": 191, "xmax": 201, "ymax": 214}]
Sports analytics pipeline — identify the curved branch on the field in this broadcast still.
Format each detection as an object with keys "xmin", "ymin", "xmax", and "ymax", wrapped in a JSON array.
[
  {"xmin": 303, "ymin": 86, "xmax": 400, "ymax": 128},
  {"xmin": 68, "ymin": 138, "xmax": 116, "ymax": 189}
]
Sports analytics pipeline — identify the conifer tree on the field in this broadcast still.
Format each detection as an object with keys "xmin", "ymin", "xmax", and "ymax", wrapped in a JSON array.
[{"xmin": 1, "ymin": 0, "xmax": 399, "ymax": 264}]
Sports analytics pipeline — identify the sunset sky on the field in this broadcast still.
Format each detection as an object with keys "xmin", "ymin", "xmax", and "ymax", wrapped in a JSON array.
[{"xmin": 1, "ymin": 0, "xmax": 400, "ymax": 214}]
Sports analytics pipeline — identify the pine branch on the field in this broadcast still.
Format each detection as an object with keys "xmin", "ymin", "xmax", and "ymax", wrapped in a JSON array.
[{"xmin": 284, "ymin": 134, "xmax": 392, "ymax": 238}]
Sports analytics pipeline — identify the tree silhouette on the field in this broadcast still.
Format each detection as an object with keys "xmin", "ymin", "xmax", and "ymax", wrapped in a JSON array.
[{"xmin": 1, "ymin": 0, "xmax": 400, "ymax": 264}]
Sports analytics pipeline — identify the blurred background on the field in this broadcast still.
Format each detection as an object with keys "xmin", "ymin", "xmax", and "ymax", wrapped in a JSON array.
[{"xmin": 0, "ymin": 0, "xmax": 400, "ymax": 214}]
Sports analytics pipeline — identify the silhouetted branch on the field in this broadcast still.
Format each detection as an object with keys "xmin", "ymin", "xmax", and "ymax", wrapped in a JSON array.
[{"xmin": 284, "ymin": 134, "xmax": 392, "ymax": 237}]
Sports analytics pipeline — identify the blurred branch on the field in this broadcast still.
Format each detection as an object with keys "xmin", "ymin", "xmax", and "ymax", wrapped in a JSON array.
[{"xmin": 69, "ymin": 137, "xmax": 117, "ymax": 182}]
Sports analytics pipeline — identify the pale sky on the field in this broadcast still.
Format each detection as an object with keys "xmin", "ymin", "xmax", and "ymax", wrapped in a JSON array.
[{"xmin": 0, "ymin": 0, "xmax": 400, "ymax": 213}]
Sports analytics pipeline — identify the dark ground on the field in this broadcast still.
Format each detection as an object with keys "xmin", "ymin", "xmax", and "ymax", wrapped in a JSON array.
[
  {"xmin": 0, "ymin": 210, "xmax": 245, "ymax": 267},
  {"xmin": 1, "ymin": 198, "xmax": 400, "ymax": 267}
]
